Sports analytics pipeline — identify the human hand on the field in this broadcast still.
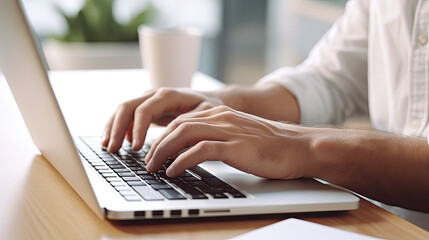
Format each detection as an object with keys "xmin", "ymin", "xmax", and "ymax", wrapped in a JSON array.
[
  {"xmin": 145, "ymin": 106, "xmax": 311, "ymax": 179},
  {"xmin": 102, "ymin": 88, "xmax": 224, "ymax": 153}
]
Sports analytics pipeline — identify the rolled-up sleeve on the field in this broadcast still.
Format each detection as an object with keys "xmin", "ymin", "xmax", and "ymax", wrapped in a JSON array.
[{"xmin": 259, "ymin": 0, "xmax": 370, "ymax": 125}]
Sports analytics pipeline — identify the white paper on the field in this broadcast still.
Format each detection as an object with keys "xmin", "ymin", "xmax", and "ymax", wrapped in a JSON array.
[{"xmin": 230, "ymin": 218, "xmax": 382, "ymax": 240}]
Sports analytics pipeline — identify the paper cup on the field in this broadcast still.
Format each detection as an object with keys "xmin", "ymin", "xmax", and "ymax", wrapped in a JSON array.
[{"xmin": 139, "ymin": 26, "xmax": 202, "ymax": 88}]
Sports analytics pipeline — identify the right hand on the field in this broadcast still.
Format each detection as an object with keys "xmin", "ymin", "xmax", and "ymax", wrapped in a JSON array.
[{"xmin": 101, "ymin": 87, "xmax": 224, "ymax": 153}]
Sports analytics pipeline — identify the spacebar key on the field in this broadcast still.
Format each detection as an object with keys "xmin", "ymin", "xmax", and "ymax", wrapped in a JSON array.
[{"xmin": 132, "ymin": 186, "xmax": 164, "ymax": 201}]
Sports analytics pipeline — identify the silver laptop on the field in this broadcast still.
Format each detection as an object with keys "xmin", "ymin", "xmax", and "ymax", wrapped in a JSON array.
[{"xmin": 0, "ymin": 0, "xmax": 359, "ymax": 220}]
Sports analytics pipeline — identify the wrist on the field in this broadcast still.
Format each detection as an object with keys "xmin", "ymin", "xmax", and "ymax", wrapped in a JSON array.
[
  {"xmin": 216, "ymin": 85, "xmax": 248, "ymax": 111},
  {"xmin": 214, "ymin": 83, "xmax": 300, "ymax": 123},
  {"xmin": 306, "ymin": 128, "xmax": 364, "ymax": 180}
]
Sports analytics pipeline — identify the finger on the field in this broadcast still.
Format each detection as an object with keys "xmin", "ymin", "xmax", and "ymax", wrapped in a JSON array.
[
  {"xmin": 145, "ymin": 115, "xmax": 219, "ymax": 164},
  {"xmin": 183, "ymin": 105, "xmax": 232, "ymax": 119},
  {"xmin": 125, "ymin": 121, "xmax": 134, "ymax": 143},
  {"xmin": 166, "ymin": 141, "xmax": 228, "ymax": 177},
  {"xmin": 107, "ymin": 96, "xmax": 149, "ymax": 152},
  {"xmin": 101, "ymin": 113, "xmax": 115, "ymax": 147},
  {"xmin": 146, "ymin": 122, "xmax": 230, "ymax": 172},
  {"xmin": 131, "ymin": 89, "xmax": 194, "ymax": 150},
  {"xmin": 145, "ymin": 106, "xmax": 234, "ymax": 164}
]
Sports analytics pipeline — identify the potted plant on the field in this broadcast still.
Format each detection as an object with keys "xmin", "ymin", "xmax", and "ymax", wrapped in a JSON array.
[{"xmin": 43, "ymin": 0, "xmax": 156, "ymax": 70}]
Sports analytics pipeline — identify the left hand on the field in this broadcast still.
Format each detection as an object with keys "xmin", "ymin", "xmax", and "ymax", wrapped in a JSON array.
[{"xmin": 145, "ymin": 106, "xmax": 312, "ymax": 179}]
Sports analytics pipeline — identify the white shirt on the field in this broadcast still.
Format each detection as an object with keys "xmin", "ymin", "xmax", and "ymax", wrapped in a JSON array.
[{"xmin": 259, "ymin": 0, "xmax": 429, "ymax": 230}]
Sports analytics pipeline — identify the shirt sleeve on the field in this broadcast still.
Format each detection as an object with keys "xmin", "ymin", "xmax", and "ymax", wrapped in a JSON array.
[{"xmin": 258, "ymin": 0, "xmax": 370, "ymax": 125}]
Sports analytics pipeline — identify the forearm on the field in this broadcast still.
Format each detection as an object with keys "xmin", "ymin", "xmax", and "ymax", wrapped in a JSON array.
[
  {"xmin": 309, "ymin": 129, "xmax": 429, "ymax": 212},
  {"xmin": 208, "ymin": 82, "xmax": 300, "ymax": 123}
]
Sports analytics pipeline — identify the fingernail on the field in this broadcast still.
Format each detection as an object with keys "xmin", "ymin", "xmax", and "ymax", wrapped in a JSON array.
[
  {"xmin": 166, "ymin": 166, "xmax": 175, "ymax": 177},
  {"xmin": 145, "ymin": 155, "xmax": 151, "ymax": 164},
  {"xmin": 107, "ymin": 139, "xmax": 117, "ymax": 153},
  {"xmin": 146, "ymin": 161, "xmax": 153, "ymax": 172},
  {"xmin": 101, "ymin": 135, "xmax": 108, "ymax": 147},
  {"xmin": 132, "ymin": 139, "xmax": 138, "ymax": 150}
]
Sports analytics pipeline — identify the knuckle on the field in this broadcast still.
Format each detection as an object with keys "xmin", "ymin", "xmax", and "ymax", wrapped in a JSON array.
[
  {"xmin": 199, "ymin": 102, "xmax": 213, "ymax": 110},
  {"xmin": 197, "ymin": 141, "xmax": 212, "ymax": 153},
  {"xmin": 156, "ymin": 87, "xmax": 175, "ymax": 98},
  {"xmin": 176, "ymin": 122, "xmax": 193, "ymax": 134},
  {"xmin": 216, "ymin": 110, "xmax": 235, "ymax": 121},
  {"xmin": 170, "ymin": 117, "xmax": 185, "ymax": 129},
  {"xmin": 216, "ymin": 105, "xmax": 231, "ymax": 112},
  {"xmin": 197, "ymin": 141, "xmax": 226, "ymax": 155},
  {"xmin": 134, "ymin": 104, "xmax": 147, "ymax": 115},
  {"xmin": 117, "ymin": 102, "xmax": 130, "ymax": 112},
  {"xmin": 116, "ymin": 99, "xmax": 138, "ymax": 114}
]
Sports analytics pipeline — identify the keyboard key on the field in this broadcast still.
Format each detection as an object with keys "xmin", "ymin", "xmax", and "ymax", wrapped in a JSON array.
[
  {"xmin": 105, "ymin": 177, "xmax": 122, "ymax": 182},
  {"xmin": 105, "ymin": 161, "xmax": 121, "ymax": 166},
  {"xmin": 151, "ymin": 183, "xmax": 173, "ymax": 190},
  {"xmin": 119, "ymin": 189, "xmax": 135, "ymax": 196},
  {"xmin": 178, "ymin": 171, "xmax": 194, "ymax": 178},
  {"xmin": 122, "ymin": 176, "xmax": 141, "ymax": 182},
  {"xmin": 118, "ymin": 172, "xmax": 135, "ymax": 177},
  {"xmin": 172, "ymin": 180, "xmax": 208, "ymax": 199},
  {"xmin": 181, "ymin": 176, "xmax": 200, "ymax": 182},
  {"xmin": 119, "ymin": 159, "xmax": 135, "ymax": 164},
  {"xmin": 211, "ymin": 193, "xmax": 228, "ymax": 199},
  {"xmin": 109, "ymin": 164, "xmax": 125, "ymax": 169},
  {"xmin": 97, "ymin": 153, "xmax": 113, "ymax": 159},
  {"xmin": 114, "ymin": 185, "xmax": 132, "ymax": 191},
  {"xmin": 189, "ymin": 193, "xmax": 208, "ymax": 199},
  {"xmin": 123, "ymin": 195, "xmax": 142, "ymax": 202},
  {"xmin": 94, "ymin": 165, "xmax": 109, "ymax": 170},
  {"xmin": 86, "ymin": 157, "xmax": 103, "ymax": 163},
  {"xmin": 154, "ymin": 170, "xmax": 167, "ymax": 178},
  {"xmin": 101, "ymin": 172, "xmax": 117, "ymax": 178},
  {"xmin": 132, "ymin": 186, "xmax": 164, "ymax": 201},
  {"xmin": 129, "ymin": 151, "xmax": 146, "ymax": 158},
  {"xmin": 110, "ymin": 181, "xmax": 127, "ymax": 187},
  {"xmin": 228, "ymin": 191, "xmax": 246, "ymax": 198},
  {"xmin": 117, "ymin": 149, "xmax": 129, "ymax": 156},
  {"xmin": 158, "ymin": 189, "xmax": 186, "ymax": 200},
  {"xmin": 133, "ymin": 157, "xmax": 146, "ymax": 162},
  {"xmin": 140, "ymin": 175, "xmax": 156, "ymax": 180},
  {"xmin": 146, "ymin": 179, "xmax": 165, "ymax": 185},
  {"xmin": 130, "ymin": 166, "xmax": 145, "ymax": 171},
  {"xmin": 188, "ymin": 181, "xmax": 222, "ymax": 194},
  {"xmin": 104, "ymin": 160, "xmax": 120, "ymax": 165},
  {"xmin": 119, "ymin": 155, "xmax": 134, "ymax": 161},
  {"xmin": 125, "ymin": 163, "xmax": 141, "ymax": 168},
  {"xmin": 100, "ymin": 156, "xmax": 115, "ymax": 161},
  {"xmin": 91, "ymin": 162, "xmax": 106, "ymax": 167},
  {"xmin": 202, "ymin": 177, "xmax": 227, "ymax": 186},
  {"xmin": 127, "ymin": 181, "xmax": 146, "ymax": 186},
  {"xmin": 164, "ymin": 159, "xmax": 174, "ymax": 167},
  {"xmin": 189, "ymin": 166, "xmax": 215, "ymax": 178},
  {"xmin": 98, "ymin": 169, "xmax": 114, "ymax": 174},
  {"xmin": 113, "ymin": 168, "xmax": 130, "ymax": 173}
]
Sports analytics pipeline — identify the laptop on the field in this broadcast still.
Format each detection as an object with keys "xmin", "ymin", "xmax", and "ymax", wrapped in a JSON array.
[{"xmin": 0, "ymin": 0, "xmax": 359, "ymax": 220}]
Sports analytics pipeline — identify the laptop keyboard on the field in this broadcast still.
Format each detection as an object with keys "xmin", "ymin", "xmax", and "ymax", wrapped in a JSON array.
[{"xmin": 76, "ymin": 136, "xmax": 246, "ymax": 202}]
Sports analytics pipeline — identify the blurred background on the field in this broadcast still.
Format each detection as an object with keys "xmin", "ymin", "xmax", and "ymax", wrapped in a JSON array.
[{"xmin": 21, "ymin": 0, "xmax": 347, "ymax": 85}]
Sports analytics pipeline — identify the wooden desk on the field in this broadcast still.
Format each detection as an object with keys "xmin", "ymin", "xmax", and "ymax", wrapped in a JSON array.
[{"xmin": 1, "ymin": 69, "xmax": 428, "ymax": 239}]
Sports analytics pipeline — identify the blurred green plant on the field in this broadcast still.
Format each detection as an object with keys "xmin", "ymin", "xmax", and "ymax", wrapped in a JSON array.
[{"xmin": 53, "ymin": 0, "xmax": 156, "ymax": 42}]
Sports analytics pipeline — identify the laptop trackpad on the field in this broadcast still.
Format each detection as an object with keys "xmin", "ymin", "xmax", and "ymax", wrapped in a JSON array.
[{"xmin": 200, "ymin": 161, "xmax": 344, "ymax": 199}]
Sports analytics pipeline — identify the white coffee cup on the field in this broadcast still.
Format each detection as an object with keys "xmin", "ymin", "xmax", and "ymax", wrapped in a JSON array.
[{"xmin": 138, "ymin": 26, "xmax": 202, "ymax": 88}]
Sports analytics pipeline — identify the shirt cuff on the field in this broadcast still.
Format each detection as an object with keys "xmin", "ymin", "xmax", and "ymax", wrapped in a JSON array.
[{"xmin": 258, "ymin": 67, "xmax": 334, "ymax": 126}]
